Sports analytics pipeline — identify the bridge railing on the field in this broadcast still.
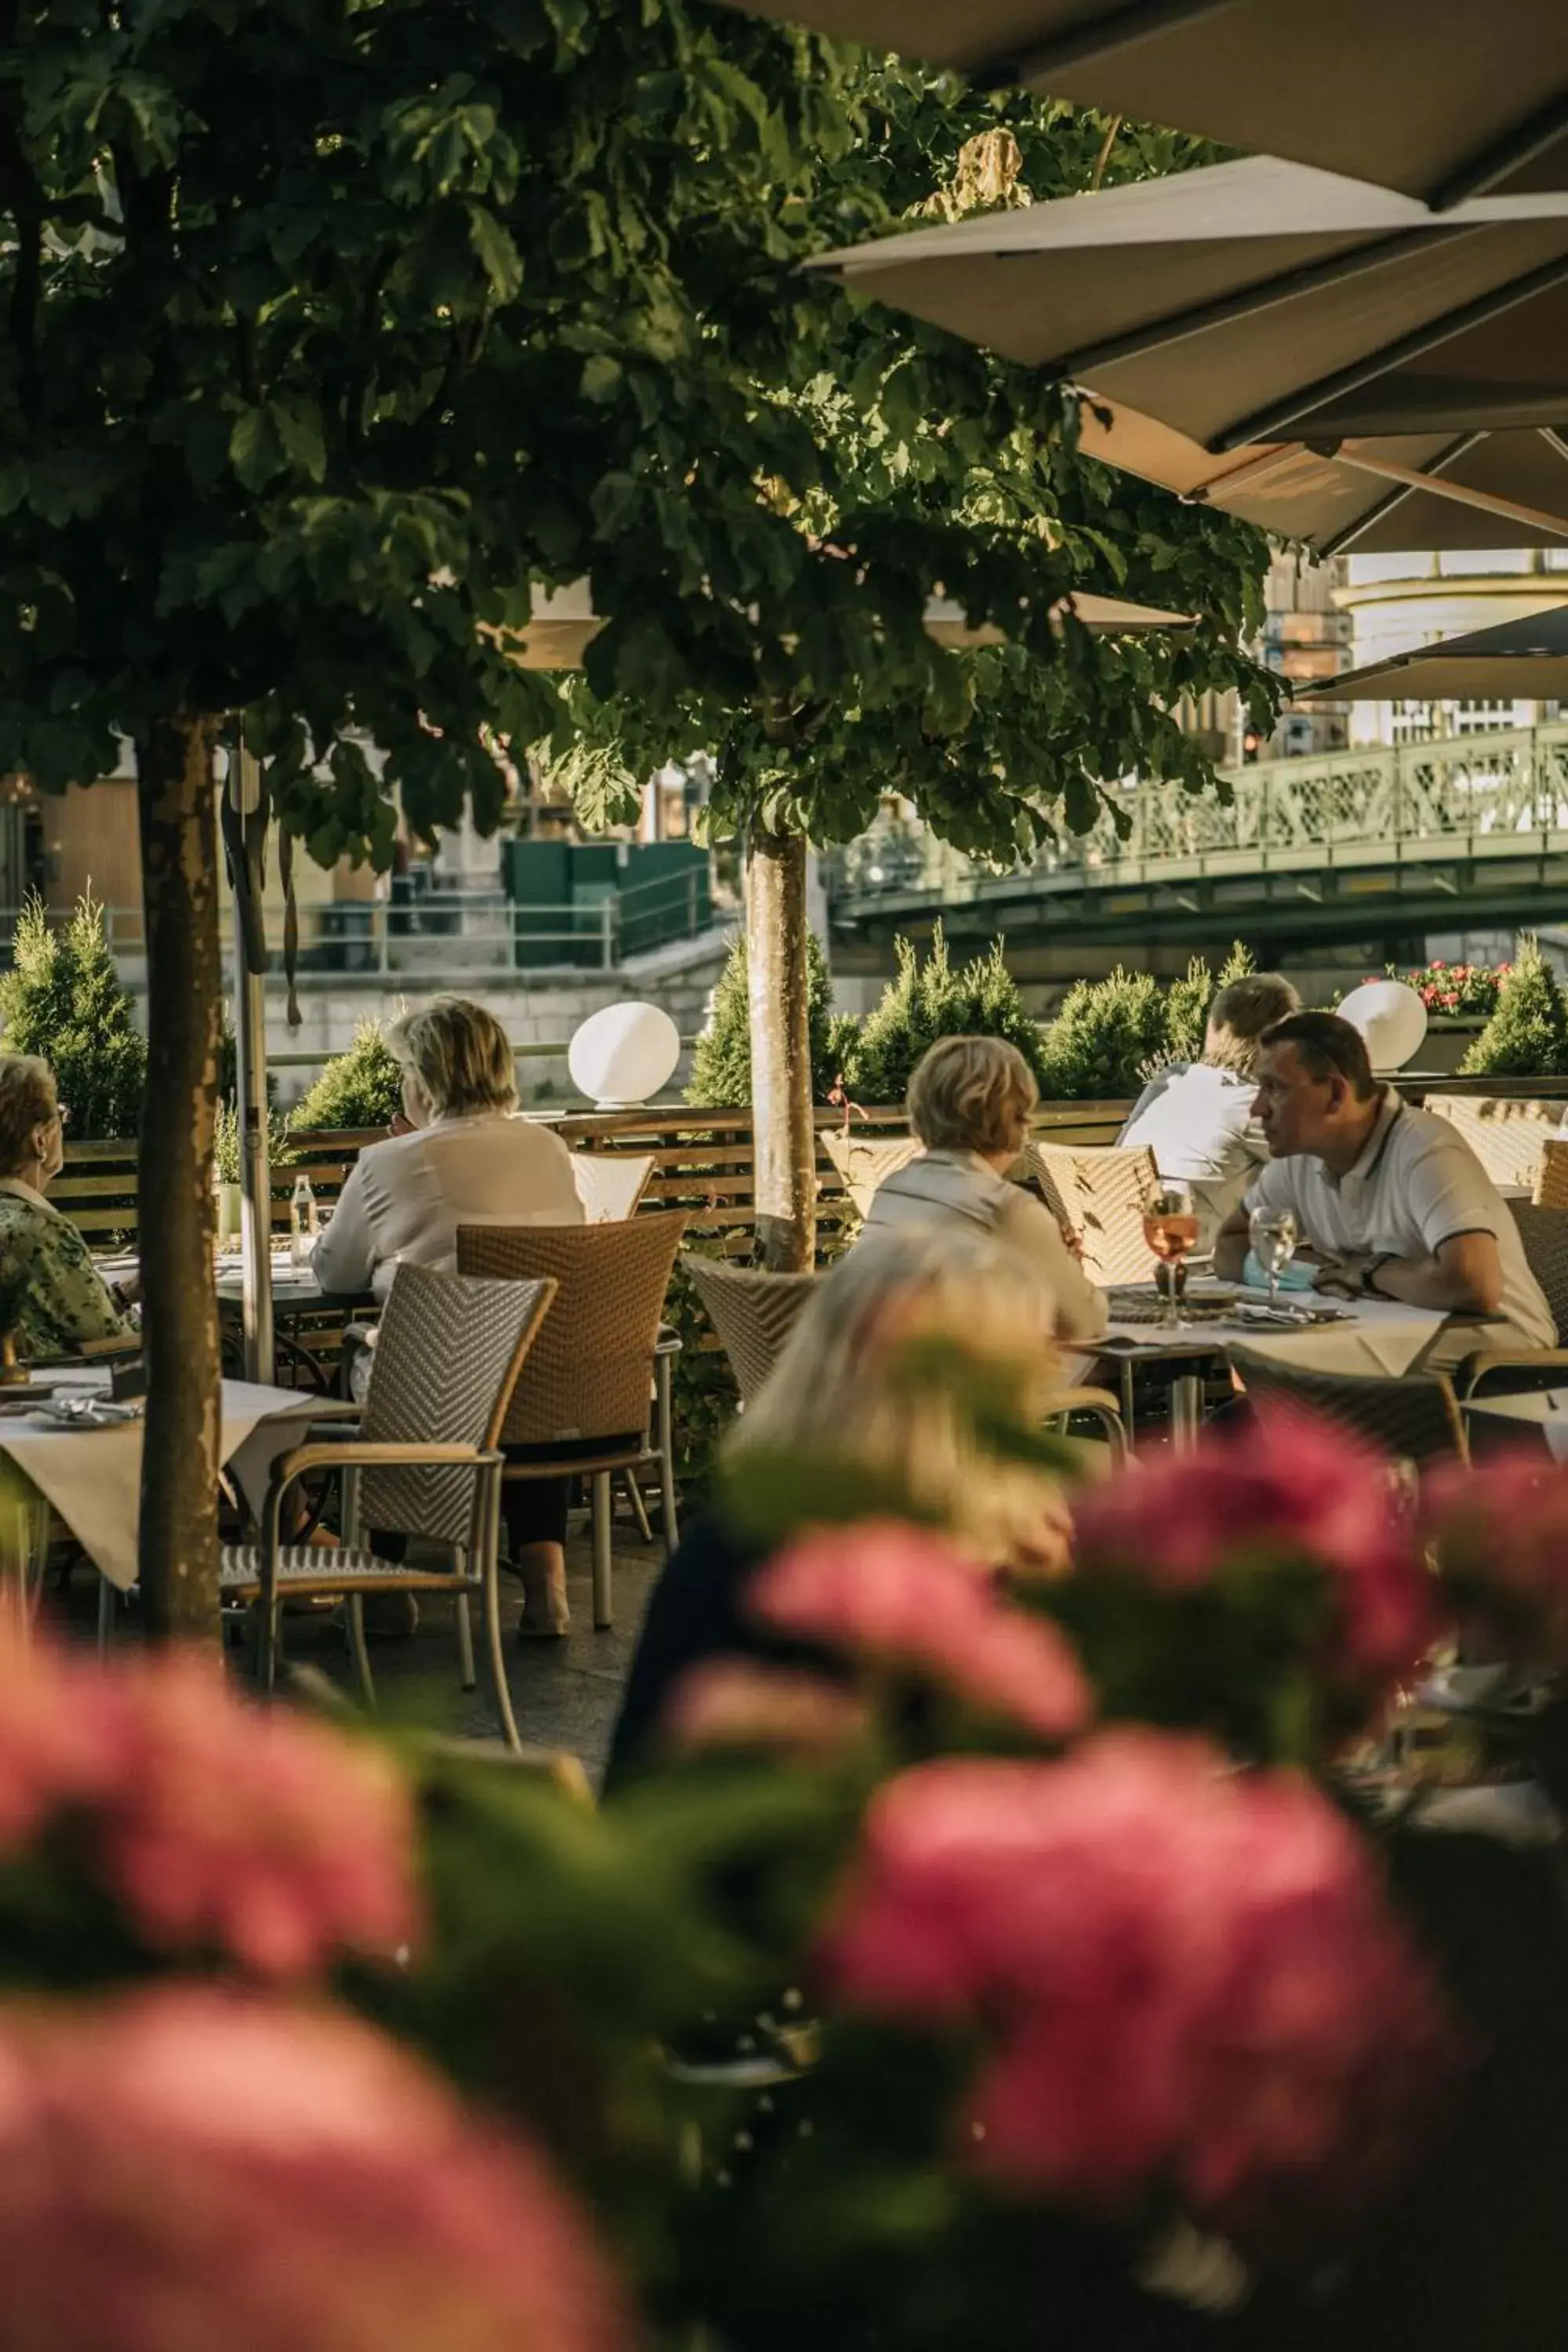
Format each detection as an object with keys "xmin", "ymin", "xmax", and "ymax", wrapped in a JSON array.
[{"xmin": 829, "ymin": 720, "xmax": 1568, "ymax": 907}]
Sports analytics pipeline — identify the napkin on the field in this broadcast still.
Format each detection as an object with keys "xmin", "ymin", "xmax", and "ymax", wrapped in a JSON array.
[{"xmin": 1242, "ymin": 1249, "xmax": 1316, "ymax": 1294}]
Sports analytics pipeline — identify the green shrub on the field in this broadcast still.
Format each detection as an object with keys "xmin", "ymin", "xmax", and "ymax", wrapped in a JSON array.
[
  {"xmin": 0, "ymin": 893, "xmax": 147, "ymax": 1140},
  {"xmin": 1160, "ymin": 955, "xmax": 1214, "ymax": 1067},
  {"xmin": 1217, "ymin": 937, "xmax": 1255, "ymax": 987},
  {"xmin": 212, "ymin": 1099, "xmax": 294, "ymax": 1184},
  {"xmin": 289, "ymin": 1017, "xmax": 405, "ymax": 1131},
  {"xmin": 687, "ymin": 931, "xmax": 848, "ymax": 1108},
  {"xmin": 1038, "ymin": 966, "xmax": 1168, "ymax": 1100},
  {"xmin": 848, "ymin": 927, "xmax": 1044, "ymax": 1107},
  {"xmin": 1459, "ymin": 935, "xmax": 1568, "ymax": 1076}
]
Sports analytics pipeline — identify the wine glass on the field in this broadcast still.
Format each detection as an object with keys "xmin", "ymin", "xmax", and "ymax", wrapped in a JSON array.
[
  {"xmin": 1247, "ymin": 1205, "xmax": 1298, "ymax": 1309},
  {"xmin": 1142, "ymin": 1181, "xmax": 1198, "ymax": 1328}
]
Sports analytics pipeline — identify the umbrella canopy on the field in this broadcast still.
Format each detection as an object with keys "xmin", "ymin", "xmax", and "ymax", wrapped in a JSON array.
[
  {"xmin": 1294, "ymin": 600, "xmax": 1568, "ymax": 702},
  {"xmin": 509, "ymin": 579, "xmax": 1194, "ymax": 667},
  {"xmin": 812, "ymin": 158, "xmax": 1568, "ymax": 552},
  {"xmin": 718, "ymin": 0, "xmax": 1568, "ymax": 211}
]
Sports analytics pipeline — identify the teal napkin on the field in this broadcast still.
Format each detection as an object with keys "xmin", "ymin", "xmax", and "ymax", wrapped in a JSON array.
[{"xmin": 1243, "ymin": 1248, "xmax": 1316, "ymax": 1293}]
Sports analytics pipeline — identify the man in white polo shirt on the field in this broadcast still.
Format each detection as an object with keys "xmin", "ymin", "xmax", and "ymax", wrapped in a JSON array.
[{"xmin": 1214, "ymin": 1011, "xmax": 1554, "ymax": 1369}]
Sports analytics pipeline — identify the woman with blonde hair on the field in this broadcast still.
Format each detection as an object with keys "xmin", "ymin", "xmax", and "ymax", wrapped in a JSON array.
[
  {"xmin": 605, "ymin": 1225, "xmax": 1073, "ymax": 1780},
  {"xmin": 862, "ymin": 1033, "xmax": 1107, "ymax": 1344},
  {"xmin": 1118, "ymin": 971, "xmax": 1301, "ymax": 1248},
  {"xmin": 0, "ymin": 1054, "xmax": 135, "ymax": 1359}
]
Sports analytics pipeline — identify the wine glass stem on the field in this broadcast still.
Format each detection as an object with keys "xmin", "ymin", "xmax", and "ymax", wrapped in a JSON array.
[{"xmin": 1269, "ymin": 1269, "xmax": 1278, "ymax": 1308}]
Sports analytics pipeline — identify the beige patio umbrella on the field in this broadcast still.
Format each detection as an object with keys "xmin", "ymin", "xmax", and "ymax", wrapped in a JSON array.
[
  {"xmin": 1294, "ymin": 601, "xmax": 1568, "ymax": 702},
  {"xmin": 509, "ymin": 579, "xmax": 1194, "ymax": 667},
  {"xmin": 718, "ymin": 0, "xmax": 1568, "ymax": 210},
  {"xmin": 811, "ymin": 158, "xmax": 1568, "ymax": 554}
]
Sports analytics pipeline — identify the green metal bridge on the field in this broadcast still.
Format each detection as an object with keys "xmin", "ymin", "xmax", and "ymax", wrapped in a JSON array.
[{"xmin": 826, "ymin": 723, "xmax": 1568, "ymax": 955}]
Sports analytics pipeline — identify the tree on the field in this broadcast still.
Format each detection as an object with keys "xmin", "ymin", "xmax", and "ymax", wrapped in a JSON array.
[
  {"xmin": 0, "ymin": 5, "xmax": 1272, "ymax": 1620},
  {"xmin": 1460, "ymin": 936, "xmax": 1568, "ymax": 1077},
  {"xmin": 687, "ymin": 931, "xmax": 851, "ymax": 1109},
  {"xmin": 848, "ymin": 926, "xmax": 1044, "ymax": 1106},
  {"xmin": 549, "ymin": 66, "xmax": 1276, "ymax": 1265},
  {"xmin": 0, "ymin": 894, "xmax": 146, "ymax": 1139}
]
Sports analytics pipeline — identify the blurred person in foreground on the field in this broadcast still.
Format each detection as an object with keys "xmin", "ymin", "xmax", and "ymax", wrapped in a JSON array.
[
  {"xmin": 312, "ymin": 995, "xmax": 584, "ymax": 1637},
  {"xmin": 1117, "ymin": 971, "xmax": 1301, "ymax": 1251},
  {"xmin": 0, "ymin": 1054, "xmax": 136, "ymax": 1359},
  {"xmin": 1214, "ymin": 1011, "xmax": 1552, "ymax": 1370},
  {"xmin": 311, "ymin": 993, "xmax": 582, "ymax": 1304},
  {"xmin": 861, "ymin": 1034, "xmax": 1107, "ymax": 1345},
  {"xmin": 605, "ymin": 1225, "xmax": 1074, "ymax": 1785}
]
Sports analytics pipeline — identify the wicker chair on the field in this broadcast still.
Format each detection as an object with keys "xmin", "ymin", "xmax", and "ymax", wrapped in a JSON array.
[
  {"xmin": 1226, "ymin": 1342, "xmax": 1468, "ymax": 1466},
  {"xmin": 570, "ymin": 1151, "xmax": 655, "ymax": 1224},
  {"xmin": 456, "ymin": 1212, "xmax": 687, "ymax": 1628},
  {"xmin": 821, "ymin": 1131, "xmax": 924, "ymax": 1221},
  {"xmin": 220, "ymin": 1262, "xmax": 557, "ymax": 1746},
  {"xmin": 682, "ymin": 1254, "xmax": 821, "ymax": 1406},
  {"xmin": 1536, "ymin": 1137, "xmax": 1568, "ymax": 1210},
  {"xmin": 1450, "ymin": 1202, "xmax": 1568, "ymax": 1399},
  {"xmin": 1025, "ymin": 1143, "xmax": 1159, "ymax": 1287},
  {"xmin": 1426, "ymin": 1094, "xmax": 1559, "ymax": 1191}
]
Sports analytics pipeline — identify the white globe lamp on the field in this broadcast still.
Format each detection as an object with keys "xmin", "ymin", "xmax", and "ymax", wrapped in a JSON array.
[
  {"xmin": 1337, "ymin": 979, "xmax": 1428, "ymax": 1073},
  {"xmin": 568, "ymin": 1001, "xmax": 681, "ymax": 1109}
]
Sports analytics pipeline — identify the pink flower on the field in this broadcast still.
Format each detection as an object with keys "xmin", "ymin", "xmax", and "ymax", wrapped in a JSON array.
[
  {"xmin": 0, "ymin": 1634, "xmax": 418, "ymax": 1982},
  {"xmin": 1424, "ymin": 1452, "xmax": 1568, "ymax": 1659},
  {"xmin": 818, "ymin": 1733, "xmax": 1453, "ymax": 2240},
  {"xmin": 660, "ymin": 1661, "xmax": 871, "ymax": 1757},
  {"xmin": 748, "ymin": 1523, "xmax": 1092, "ymax": 1741},
  {"xmin": 0, "ymin": 1984, "xmax": 632, "ymax": 2352},
  {"xmin": 1071, "ymin": 1406, "xmax": 1437, "ymax": 1693}
]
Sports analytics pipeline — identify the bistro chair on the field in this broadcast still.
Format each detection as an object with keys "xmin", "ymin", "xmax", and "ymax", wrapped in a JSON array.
[
  {"xmin": 1449, "ymin": 1203, "xmax": 1568, "ymax": 1400},
  {"xmin": 220, "ymin": 1262, "xmax": 557, "ymax": 1748},
  {"xmin": 1535, "ymin": 1138, "xmax": 1568, "ymax": 1210},
  {"xmin": 570, "ymin": 1150, "xmax": 655, "ymax": 1224},
  {"xmin": 1026, "ymin": 1143, "xmax": 1159, "ymax": 1287},
  {"xmin": 682, "ymin": 1254, "xmax": 821, "ymax": 1406},
  {"xmin": 821, "ymin": 1131, "xmax": 924, "ymax": 1221},
  {"xmin": 456, "ymin": 1212, "xmax": 688, "ymax": 1628},
  {"xmin": 1426, "ymin": 1094, "xmax": 1559, "ymax": 1192},
  {"xmin": 1226, "ymin": 1343, "xmax": 1468, "ymax": 1468}
]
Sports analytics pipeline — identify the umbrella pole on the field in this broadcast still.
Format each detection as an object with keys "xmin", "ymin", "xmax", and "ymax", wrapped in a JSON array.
[{"xmin": 227, "ymin": 739, "xmax": 274, "ymax": 1386}]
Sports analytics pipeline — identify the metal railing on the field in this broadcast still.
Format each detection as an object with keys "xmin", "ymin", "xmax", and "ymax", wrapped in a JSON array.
[
  {"xmin": 1, "ymin": 865, "xmax": 723, "ymax": 978},
  {"xmin": 829, "ymin": 720, "xmax": 1568, "ymax": 909}
]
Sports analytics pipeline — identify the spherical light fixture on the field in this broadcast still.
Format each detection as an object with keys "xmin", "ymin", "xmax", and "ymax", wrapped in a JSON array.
[{"xmin": 568, "ymin": 1001, "xmax": 681, "ymax": 1109}]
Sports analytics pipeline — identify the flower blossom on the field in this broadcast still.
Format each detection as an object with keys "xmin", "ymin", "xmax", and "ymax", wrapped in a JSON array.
[
  {"xmin": 818, "ymin": 1730, "xmax": 1454, "ymax": 2240},
  {"xmin": 1070, "ymin": 1405, "xmax": 1437, "ymax": 1693},
  {"xmin": 1423, "ymin": 1451, "xmax": 1568, "ymax": 1661},
  {"xmin": 747, "ymin": 1522, "xmax": 1092, "ymax": 1740},
  {"xmin": 0, "ymin": 1633, "xmax": 418, "ymax": 1981},
  {"xmin": 0, "ymin": 1985, "xmax": 632, "ymax": 2352},
  {"xmin": 660, "ymin": 1659, "xmax": 871, "ymax": 1758}
]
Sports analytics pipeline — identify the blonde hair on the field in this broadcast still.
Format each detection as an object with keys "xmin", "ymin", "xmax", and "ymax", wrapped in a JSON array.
[
  {"xmin": 906, "ymin": 1034, "xmax": 1038, "ymax": 1157},
  {"xmin": 1203, "ymin": 974, "xmax": 1301, "ymax": 1077},
  {"xmin": 728, "ymin": 1226, "xmax": 1064, "ymax": 1568},
  {"xmin": 387, "ymin": 996, "xmax": 517, "ymax": 1119},
  {"xmin": 0, "ymin": 1054, "xmax": 56, "ymax": 1177}
]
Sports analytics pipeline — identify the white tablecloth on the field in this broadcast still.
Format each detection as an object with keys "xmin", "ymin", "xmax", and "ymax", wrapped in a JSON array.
[
  {"xmin": 1103, "ymin": 1294, "xmax": 1449, "ymax": 1380},
  {"xmin": 0, "ymin": 1380, "xmax": 320, "ymax": 1592}
]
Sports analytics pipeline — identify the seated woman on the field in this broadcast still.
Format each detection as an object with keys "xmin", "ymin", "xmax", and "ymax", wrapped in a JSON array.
[
  {"xmin": 1117, "ymin": 971, "xmax": 1300, "ymax": 1250},
  {"xmin": 313, "ymin": 995, "xmax": 586, "ymax": 1638},
  {"xmin": 605, "ymin": 1225, "xmax": 1073, "ymax": 1786},
  {"xmin": 311, "ymin": 994, "xmax": 583, "ymax": 1301},
  {"xmin": 0, "ymin": 1054, "xmax": 136, "ymax": 1359},
  {"xmin": 861, "ymin": 1034, "xmax": 1107, "ymax": 1345}
]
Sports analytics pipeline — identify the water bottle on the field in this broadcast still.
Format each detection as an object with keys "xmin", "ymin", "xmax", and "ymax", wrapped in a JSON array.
[{"xmin": 290, "ymin": 1174, "xmax": 318, "ymax": 1269}]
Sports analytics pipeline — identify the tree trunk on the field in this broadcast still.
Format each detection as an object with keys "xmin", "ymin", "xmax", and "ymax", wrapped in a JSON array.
[
  {"xmin": 135, "ymin": 714, "xmax": 223, "ymax": 1638},
  {"xmin": 746, "ymin": 826, "xmax": 815, "ymax": 1272}
]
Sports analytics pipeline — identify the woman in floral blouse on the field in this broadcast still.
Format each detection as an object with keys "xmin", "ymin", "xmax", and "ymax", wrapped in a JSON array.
[{"xmin": 0, "ymin": 1054, "xmax": 136, "ymax": 1359}]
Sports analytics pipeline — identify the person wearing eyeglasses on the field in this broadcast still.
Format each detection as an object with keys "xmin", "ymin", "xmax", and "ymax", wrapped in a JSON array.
[{"xmin": 0, "ymin": 1054, "xmax": 136, "ymax": 1359}]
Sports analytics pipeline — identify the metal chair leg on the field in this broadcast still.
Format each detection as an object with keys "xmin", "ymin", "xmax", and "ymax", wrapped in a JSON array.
[
  {"xmin": 455, "ymin": 1588, "xmax": 477, "ymax": 1691},
  {"xmin": 656, "ymin": 1355, "xmax": 679, "ymax": 1555},
  {"xmin": 592, "ymin": 1470, "xmax": 613, "ymax": 1628},
  {"xmin": 345, "ymin": 1595, "xmax": 376, "ymax": 1708},
  {"xmin": 622, "ymin": 1472, "xmax": 654, "ymax": 1545},
  {"xmin": 482, "ymin": 1482, "xmax": 522, "ymax": 1753},
  {"xmin": 96, "ymin": 1575, "xmax": 115, "ymax": 1656}
]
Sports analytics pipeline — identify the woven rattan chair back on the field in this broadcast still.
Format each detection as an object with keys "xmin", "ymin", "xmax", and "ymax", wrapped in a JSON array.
[
  {"xmin": 821, "ymin": 1131, "xmax": 924, "ymax": 1221},
  {"xmin": 357, "ymin": 1263, "xmax": 557, "ymax": 1544},
  {"xmin": 1226, "ymin": 1344, "xmax": 1467, "ymax": 1465},
  {"xmin": 1026, "ymin": 1143, "xmax": 1159, "ymax": 1287},
  {"xmin": 682, "ymin": 1254, "xmax": 821, "ymax": 1406},
  {"xmin": 1425, "ymin": 1094, "xmax": 1558, "ymax": 1190},
  {"xmin": 456, "ymin": 1211, "xmax": 687, "ymax": 1447},
  {"xmin": 570, "ymin": 1151, "xmax": 655, "ymax": 1224},
  {"xmin": 1508, "ymin": 1203, "xmax": 1568, "ymax": 1341},
  {"xmin": 1535, "ymin": 1138, "xmax": 1568, "ymax": 1212}
]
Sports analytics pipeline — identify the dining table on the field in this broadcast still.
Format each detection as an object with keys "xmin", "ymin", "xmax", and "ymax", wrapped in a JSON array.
[{"xmin": 1461, "ymin": 1388, "xmax": 1568, "ymax": 1461}]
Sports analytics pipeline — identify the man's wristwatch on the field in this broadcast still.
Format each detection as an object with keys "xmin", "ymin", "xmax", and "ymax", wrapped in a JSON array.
[{"xmin": 1360, "ymin": 1255, "xmax": 1390, "ymax": 1298}]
